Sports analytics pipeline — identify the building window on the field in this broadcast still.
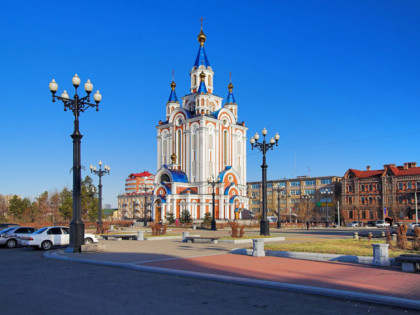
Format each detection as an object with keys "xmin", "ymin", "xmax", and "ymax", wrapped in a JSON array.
[
  {"xmin": 305, "ymin": 180, "xmax": 315, "ymax": 186},
  {"xmin": 291, "ymin": 181, "xmax": 300, "ymax": 187},
  {"xmin": 398, "ymin": 183, "xmax": 403, "ymax": 190},
  {"xmin": 321, "ymin": 179, "xmax": 331, "ymax": 184},
  {"xmin": 305, "ymin": 189, "xmax": 315, "ymax": 195},
  {"xmin": 267, "ymin": 183, "xmax": 273, "ymax": 188},
  {"xmin": 369, "ymin": 184, "xmax": 373, "ymax": 191},
  {"xmin": 348, "ymin": 185, "xmax": 353, "ymax": 192},
  {"xmin": 408, "ymin": 182, "xmax": 413, "ymax": 190},
  {"xmin": 223, "ymin": 131, "xmax": 228, "ymax": 166},
  {"xmin": 361, "ymin": 197, "xmax": 365, "ymax": 205},
  {"xmin": 349, "ymin": 196, "xmax": 352, "ymax": 205},
  {"xmin": 251, "ymin": 184, "xmax": 260, "ymax": 189},
  {"xmin": 276, "ymin": 182, "xmax": 286, "ymax": 187},
  {"xmin": 362, "ymin": 211, "xmax": 366, "ymax": 219},
  {"xmin": 252, "ymin": 200, "xmax": 260, "ymax": 205},
  {"xmin": 208, "ymin": 75, "xmax": 212, "ymax": 86},
  {"xmin": 369, "ymin": 197, "xmax": 373, "ymax": 204},
  {"xmin": 291, "ymin": 190, "xmax": 301, "ymax": 195},
  {"xmin": 177, "ymin": 130, "xmax": 182, "ymax": 165},
  {"xmin": 349, "ymin": 211, "xmax": 353, "ymax": 219},
  {"xmin": 251, "ymin": 192, "xmax": 259, "ymax": 197},
  {"xmin": 361, "ymin": 185, "xmax": 365, "ymax": 192}
]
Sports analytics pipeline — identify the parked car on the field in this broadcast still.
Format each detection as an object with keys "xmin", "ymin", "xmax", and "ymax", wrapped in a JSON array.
[
  {"xmin": 0, "ymin": 223, "xmax": 20, "ymax": 230},
  {"xmin": 375, "ymin": 220, "xmax": 390, "ymax": 228},
  {"xmin": 367, "ymin": 221, "xmax": 376, "ymax": 227},
  {"xmin": 267, "ymin": 216, "xmax": 277, "ymax": 223},
  {"xmin": 0, "ymin": 226, "xmax": 37, "ymax": 248},
  {"xmin": 408, "ymin": 222, "xmax": 420, "ymax": 229},
  {"xmin": 21, "ymin": 226, "xmax": 98, "ymax": 250},
  {"xmin": 348, "ymin": 221, "xmax": 359, "ymax": 227}
]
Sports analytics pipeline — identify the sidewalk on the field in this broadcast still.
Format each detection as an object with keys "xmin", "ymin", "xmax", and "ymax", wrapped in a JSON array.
[{"xmin": 48, "ymin": 236, "xmax": 420, "ymax": 310}]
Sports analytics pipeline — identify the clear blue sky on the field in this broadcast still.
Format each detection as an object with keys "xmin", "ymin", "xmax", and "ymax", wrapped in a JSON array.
[{"xmin": 1, "ymin": 0, "xmax": 419, "ymax": 208}]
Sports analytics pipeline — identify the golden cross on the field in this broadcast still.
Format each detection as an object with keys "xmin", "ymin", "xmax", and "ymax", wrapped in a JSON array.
[
  {"xmin": 229, "ymin": 72, "xmax": 232, "ymax": 82},
  {"xmin": 200, "ymin": 17, "xmax": 204, "ymax": 29},
  {"xmin": 172, "ymin": 70, "xmax": 174, "ymax": 81}
]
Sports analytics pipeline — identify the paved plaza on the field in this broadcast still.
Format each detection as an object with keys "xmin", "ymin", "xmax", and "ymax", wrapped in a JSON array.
[{"xmin": 46, "ymin": 227, "xmax": 420, "ymax": 311}]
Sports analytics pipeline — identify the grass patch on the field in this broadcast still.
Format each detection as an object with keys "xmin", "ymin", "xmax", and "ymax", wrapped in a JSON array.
[{"xmin": 264, "ymin": 239, "xmax": 419, "ymax": 258}]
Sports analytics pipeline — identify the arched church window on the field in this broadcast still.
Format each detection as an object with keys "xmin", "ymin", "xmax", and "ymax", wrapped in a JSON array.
[
  {"xmin": 163, "ymin": 139, "xmax": 167, "ymax": 164},
  {"xmin": 223, "ymin": 130, "xmax": 228, "ymax": 166},
  {"xmin": 208, "ymin": 75, "xmax": 212, "ymax": 86},
  {"xmin": 160, "ymin": 173, "xmax": 170, "ymax": 183},
  {"xmin": 193, "ymin": 75, "xmax": 197, "ymax": 86},
  {"xmin": 177, "ymin": 130, "xmax": 182, "ymax": 165},
  {"xmin": 201, "ymin": 99, "xmax": 204, "ymax": 106}
]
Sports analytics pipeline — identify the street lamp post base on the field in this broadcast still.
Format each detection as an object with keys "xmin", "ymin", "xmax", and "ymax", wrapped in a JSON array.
[
  {"xmin": 96, "ymin": 221, "xmax": 103, "ymax": 235},
  {"xmin": 277, "ymin": 220, "xmax": 281, "ymax": 229},
  {"xmin": 211, "ymin": 219, "xmax": 217, "ymax": 231},
  {"xmin": 260, "ymin": 219, "xmax": 270, "ymax": 236},
  {"xmin": 66, "ymin": 221, "xmax": 85, "ymax": 253}
]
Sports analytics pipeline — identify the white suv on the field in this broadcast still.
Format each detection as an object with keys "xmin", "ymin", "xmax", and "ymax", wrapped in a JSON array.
[{"xmin": 375, "ymin": 220, "xmax": 390, "ymax": 228}]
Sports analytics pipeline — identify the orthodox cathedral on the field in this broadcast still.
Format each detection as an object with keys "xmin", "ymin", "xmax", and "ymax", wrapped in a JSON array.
[{"xmin": 153, "ymin": 27, "xmax": 248, "ymax": 221}]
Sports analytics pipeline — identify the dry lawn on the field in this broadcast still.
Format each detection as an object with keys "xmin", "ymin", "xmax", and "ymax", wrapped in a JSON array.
[{"xmin": 264, "ymin": 239, "xmax": 419, "ymax": 258}]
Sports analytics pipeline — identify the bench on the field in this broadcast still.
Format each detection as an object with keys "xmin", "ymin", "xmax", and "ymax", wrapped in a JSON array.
[
  {"xmin": 395, "ymin": 255, "xmax": 420, "ymax": 273},
  {"xmin": 101, "ymin": 234, "xmax": 137, "ymax": 241},
  {"xmin": 184, "ymin": 236, "xmax": 220, "ymax": 243}
]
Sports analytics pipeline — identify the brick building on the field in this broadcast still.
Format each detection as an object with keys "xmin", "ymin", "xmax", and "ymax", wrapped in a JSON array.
[{"xmin": 341, "ymin": 162, "xmax": 420, "ymax": 224}]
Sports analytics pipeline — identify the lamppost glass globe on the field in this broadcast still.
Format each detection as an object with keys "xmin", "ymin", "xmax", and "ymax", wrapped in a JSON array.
[
  {"xmin": 94, "ymin": 90, "xmax": 102, "ymax": 103},
  {"xmin": 270, "ymin": 137, "xmax": 275, "ymax": 144},
  {"xmin": 99, "ymin": 160, "xmax": 102, "ymax": 166},
  {"xmin": 250, "ymin": 137, "xmax": 255, "ymax": 144},
  {"xmin": 254, "ymin": 132, "xmax": 259, "ymax": 140},
  {"xmin": 90, "ymin": 164, "xmax": 93, "ymax": 170},
  {"xmin": 49, "ymin": 79, "xmax": 58, "ymax": 93},
  {"xmin": 84, "ymin": 79, "xmax": 93, "ymax": 93},
  {"xmin": 72, "ymin": 74, "xmax": 81, "ymax": 87},
  {"xmin": 93, "ymin": 166, "xmax": 97, "ymax": 171},
  {"xmin": 262, "ymin": 128, "xmax": 267, "ymax": 136},
  {"xmin": 61, "ymin": 90, "xmax": 69, "ymax": 99},
  {"xmin": 275, "ymin": 132, "xmax": 280, "ymax": 141}
]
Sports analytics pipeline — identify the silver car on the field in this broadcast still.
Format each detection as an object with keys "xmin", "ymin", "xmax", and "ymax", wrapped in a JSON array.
[{"xmin": 0, "ymin": 227, "xmax": 37, "ymax": 248}]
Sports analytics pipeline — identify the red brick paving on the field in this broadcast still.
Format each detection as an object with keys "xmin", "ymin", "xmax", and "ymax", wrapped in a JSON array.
[{"xmin": 141, "ymin": 254, "xmax": 420, "ymax": 300}]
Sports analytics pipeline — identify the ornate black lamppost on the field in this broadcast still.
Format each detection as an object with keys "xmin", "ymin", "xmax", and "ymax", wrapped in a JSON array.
[
  {"xmin": 302, "ymin": 194, "xmax": 310, "ymax": 223},
  {"xmin": 208, "ymin": 176, "xmax": 219, "ymax": 231},
  {"xmin": 321, "ymin": 190, "xmax": 333, "ymax": 227},
  {"xmin": 49, "ymin": 75, "xmax": 102, "ymax": 252},
  {"xmin": 132, "ymin": 201, "xmax": 139, "ymax": 221},
  {"xmin": 140, "ymin": 185, "xmax": 151, "ymax": 227},
  {"xmin": 250, "ymin": 128, "xmax": 280, "ymax": 236},
  {"xmin": 274, "ymin": 184, "xmax": 283, "ymax": 228},
  {"xmin": 90, "ymin": 161, "xmax": 110, "ymax": 234}
]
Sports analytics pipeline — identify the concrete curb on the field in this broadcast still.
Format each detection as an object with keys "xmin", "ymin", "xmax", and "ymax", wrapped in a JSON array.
[
  {"xmin": 144, "ymin": 236, "xmax": 182, "ymax": 241},
  {"xmin": 45, "ymin": 250, "xmax": 419, "ymax": 311},
  {"xmin": 218, "ymin": 237, "xmax": 285, "ymax": 244},
  {"xmin": 230, "ymin": 249, "xmax": 398, "ymax": 266}
]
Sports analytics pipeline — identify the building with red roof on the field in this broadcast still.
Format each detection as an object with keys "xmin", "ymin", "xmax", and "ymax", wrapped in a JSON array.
[
  {"xmin": 341, "ymin": 162, "xmax": 420, "ymax": 225},
  {"xmin": 116, "ymin": 171, "xmax": 155, "ymax": 221}
]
